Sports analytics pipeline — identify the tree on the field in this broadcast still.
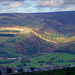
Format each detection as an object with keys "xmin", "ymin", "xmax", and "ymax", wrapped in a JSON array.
[
  {"xmin": 30, "ymin": 67, "xmax": 35, "ymax": 72},
  {"xmin": 17, "ymin": 67, "xmax": 23, "ymax": 73},
  {"xmin": 67, "ymin": 67, "xmax": 70, "ymax": 75},
  {"xmin": 0, "ymin": 69, "xmax": 2, "ymax": 75},
  {"xmin": 38, "ymin": 60, "xmax": 44, "ymax": 63},
  {"xmin": 6, "ymin": 66, "xmax": 12, "ymax": 74}
]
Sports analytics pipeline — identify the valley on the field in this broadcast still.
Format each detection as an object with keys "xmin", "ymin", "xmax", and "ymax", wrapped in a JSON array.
[
  {"xmin": 0, "ymin": 11, "xmax": 75, "ymax": 68},
  {"xmin": 0, "ymin": 26, "xmax": 75, "ymax": 67}
]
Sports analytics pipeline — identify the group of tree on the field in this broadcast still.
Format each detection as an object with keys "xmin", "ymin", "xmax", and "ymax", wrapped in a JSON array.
[{"xmin": 41, "ymin": 32, "xmax": 66, "ymax": 43}]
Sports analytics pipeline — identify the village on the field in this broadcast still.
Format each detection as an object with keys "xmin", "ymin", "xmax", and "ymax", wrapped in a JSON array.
[{"xmin": 0, "ymin": 61, "xmax": 75, "ymax": 75}]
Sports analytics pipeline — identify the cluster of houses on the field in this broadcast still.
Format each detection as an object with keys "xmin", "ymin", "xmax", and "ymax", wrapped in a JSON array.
[
  {"xmin": 0, "ymin": 57, "xmax": 75, "ymax": 75},
  {"xmin": 0, "ymin": 64, "xmax": 75, "ymax": 75}
]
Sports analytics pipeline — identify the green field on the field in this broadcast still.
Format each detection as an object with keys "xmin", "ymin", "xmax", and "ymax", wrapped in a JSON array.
[
  {"xmin": 29, "ymin": 52, "xmax": 75, "ymax": 66},
  {"xmin": 30, "ymin": 52, "xmax": 75, "ymax": 62},
  {"xmin": 0, "ymin": 52, "xmax": 75, "ymax": 68}
]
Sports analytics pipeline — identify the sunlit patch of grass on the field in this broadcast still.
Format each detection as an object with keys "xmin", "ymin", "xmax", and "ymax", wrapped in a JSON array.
[{"xmin": 64, "ymin": 36, "xmax": 75, "ymax": 43}]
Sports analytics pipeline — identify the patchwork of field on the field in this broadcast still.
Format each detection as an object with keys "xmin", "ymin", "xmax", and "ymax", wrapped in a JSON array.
[
  {"xmin": 29, "ymin": 52, "xmax": 75, "ymax": 66},
  {"xmin": 0, "ymin": 52, "xmax": 75, "ymax": 68}
]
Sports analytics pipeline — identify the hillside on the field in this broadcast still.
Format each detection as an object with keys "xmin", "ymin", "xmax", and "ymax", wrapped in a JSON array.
[
  {"xmin": 0, "ymin": 11, "xmax": 75, "ymax": 55},
  {"xmin": 0, "ymin": 27, "xmax": 57, "ymax": 58},
  {"xmin": 0, "ymin": 11, "xmax": 75, "ymax": 66},
  {"xmin": 54, "ymin": 36, "xmax": 75, "ymax": 54},
  {"xmin": 64, "ymin": 36, "xmax": 75, "ymax": 43}
]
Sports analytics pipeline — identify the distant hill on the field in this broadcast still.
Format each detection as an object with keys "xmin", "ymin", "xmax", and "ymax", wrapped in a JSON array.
[{"xmin": 0, "ymin": 11, "xmax": 75, "ymax": 35}]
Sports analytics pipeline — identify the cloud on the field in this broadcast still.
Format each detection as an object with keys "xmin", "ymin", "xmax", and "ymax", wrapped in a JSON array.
[
  {"xmin": 0, "ymin": 0, "xmax": 34, "ymax": 8},
  {"xmin": 0, "ymin": 0, "xmax": 75, "ymax": 13},
  {"xmin": 0, "ymin": 0, "xmax": 24, "ymax": 9},
  {"xmin": 7, "ymin": 2, "xmax": 22, "ymax": 8},
  {"xmin": 37, "ymin": 0, "xmax": 64, "ymax": 8},
  {"xmin": 36, "ymin": 0, "xmax": 75, "ymax": 12},
  {"xmin": 37, "ymin": 0, "xmax": 75, "ymax": 8},
  {"xmin": 0, "ymin": 0, "xmax": 24, "ymax": 2},
  {"xmin": 65, "ymin": 0, "xmax": 75, "ymax": 4}
]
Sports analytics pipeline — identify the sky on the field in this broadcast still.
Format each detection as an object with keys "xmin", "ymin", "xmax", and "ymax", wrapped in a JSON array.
[{"xmin": 0, "ymin": 0, "xmax": 75, "ymax": 13}]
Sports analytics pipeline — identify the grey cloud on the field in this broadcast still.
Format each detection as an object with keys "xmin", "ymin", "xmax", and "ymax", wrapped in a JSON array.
[
  {"xmin": 0, "ymin": 0, "xmax": 34, "ymax": 8},
  {"xmin": 37, "ymin": 0, "xmax": 64, "ymax": 8},
  {"xmin": 35, "ymin": 0, "xmax": 75, "ymax": 12},
  {"xmin": 0, "ymin": 0, "xmax": 25, "ymax": 9},
  {"xmin": 0, "ymin": 0, "xmax": 24, "ymax": 2},
  {"xmin": 65, "ymin": 0, "xmax": 75, "ymax": 4},
  {"xmin": 36, "ymin": 0, "xmax": 75, "ymax": 8},
  {"xmin": 0, "ymin": 0, "xmax": 75, "ymax": 13}
]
